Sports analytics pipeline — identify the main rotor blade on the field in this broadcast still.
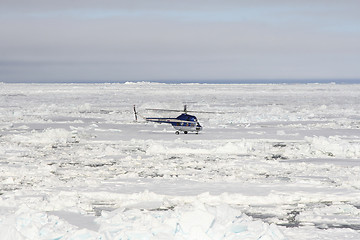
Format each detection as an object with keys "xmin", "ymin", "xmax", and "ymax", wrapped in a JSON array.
[
  {"xmin": 145, "ymin": 108, "xmax": 227, "ymax": 114},
  {"xmin": 145, "ymin": 108, "xmax": 185, "ymax": 112},
  {"xmin": 186, "ymin": 110, "xmax": 225, "ymax": 114},
  {"xmin": 146, "ymin": 104, "xmax": 233, "ymax": 114}
]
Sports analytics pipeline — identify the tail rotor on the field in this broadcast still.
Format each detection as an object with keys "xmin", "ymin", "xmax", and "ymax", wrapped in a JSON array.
[{"xmin": 133, "ymin": 105, "xmax": 138, "ymax": 121}]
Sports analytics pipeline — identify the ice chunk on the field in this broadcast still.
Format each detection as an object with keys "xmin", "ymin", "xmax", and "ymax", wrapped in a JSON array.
[
  {"xmin": 178, "ymin": 209, "xmax": 215, "ymax": 234},
  {"xmin": 0, "ymin": 217, "xmax": 25, "ymax": 240}
]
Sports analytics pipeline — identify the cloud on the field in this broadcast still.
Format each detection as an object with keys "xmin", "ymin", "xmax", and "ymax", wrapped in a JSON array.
[{"xmin": 1, "ymin": 1, "xmax": 360, "ymax": 82}]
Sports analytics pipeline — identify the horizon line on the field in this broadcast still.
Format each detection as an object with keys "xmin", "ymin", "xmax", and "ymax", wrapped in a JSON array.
[{"xmin": 2, "ymin": 79, "xmax": 360, "ymax": 84}]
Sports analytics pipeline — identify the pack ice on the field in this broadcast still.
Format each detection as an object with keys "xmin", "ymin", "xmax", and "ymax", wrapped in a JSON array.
[{"xmin": 1, "ymin": 83, "xmax": 360, "ymax": 239}]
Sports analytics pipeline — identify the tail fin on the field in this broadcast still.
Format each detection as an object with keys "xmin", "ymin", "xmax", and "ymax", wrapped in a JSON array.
[{"xmin": 133, "ymin": 105, "xmax": 138, "ymax": 121}]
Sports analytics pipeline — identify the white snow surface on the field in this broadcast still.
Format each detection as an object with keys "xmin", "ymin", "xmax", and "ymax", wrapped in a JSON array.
[{"xmin": 1, "ymin": 83, "xmax": 360, "ymax": 239}]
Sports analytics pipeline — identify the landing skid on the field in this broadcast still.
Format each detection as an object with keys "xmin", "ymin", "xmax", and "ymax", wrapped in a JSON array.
[{"xmin": 175, "ymin": 131, "xmax": 199, "ymax": 135}]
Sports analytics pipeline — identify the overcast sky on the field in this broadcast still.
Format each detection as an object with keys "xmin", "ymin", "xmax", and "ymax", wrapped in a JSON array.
[{"xmin": 1, "ymin": 0, "xmax": 360, "ymax": 83}]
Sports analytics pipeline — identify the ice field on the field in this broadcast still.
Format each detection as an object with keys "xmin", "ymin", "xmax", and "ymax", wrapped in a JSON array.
[{"xmin": 1, "ymin": 82, "xmax": 360, "ymax": 239}]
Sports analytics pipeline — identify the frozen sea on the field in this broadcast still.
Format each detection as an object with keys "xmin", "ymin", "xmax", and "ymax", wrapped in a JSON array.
[{"xmin": 0, "ymin": 82, "xmax": 360, "ymax": 239}]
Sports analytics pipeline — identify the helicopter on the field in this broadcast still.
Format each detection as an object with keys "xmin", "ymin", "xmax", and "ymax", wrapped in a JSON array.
[{"xmin": 133, "ymin": 105, "xmax": 205, "ymax": 134}]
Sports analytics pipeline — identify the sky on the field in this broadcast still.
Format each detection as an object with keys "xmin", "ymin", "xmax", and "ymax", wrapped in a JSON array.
[{"xmin": 1, "ymin": 0, "xmax": 360, "ymax": 83}]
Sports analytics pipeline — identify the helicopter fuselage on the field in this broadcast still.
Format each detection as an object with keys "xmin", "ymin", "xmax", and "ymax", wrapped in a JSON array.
[{"xmin": 146, "ymin": 113, "xmax": 202, "ymax": 134}]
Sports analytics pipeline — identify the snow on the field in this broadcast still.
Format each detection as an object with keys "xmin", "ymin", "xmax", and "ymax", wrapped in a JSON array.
[
  {"xmin": 1, "ymin": 203, "xmax": 286, "ymax": 240},
  {"xmin": 1, "ymin": 83, "xmax": 360, "ymax": 239}
]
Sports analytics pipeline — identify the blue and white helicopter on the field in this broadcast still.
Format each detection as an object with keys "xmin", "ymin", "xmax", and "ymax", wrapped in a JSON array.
[{"xmin": 133, "ymin": 105, "xmax": 206, "ymax": 134}]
